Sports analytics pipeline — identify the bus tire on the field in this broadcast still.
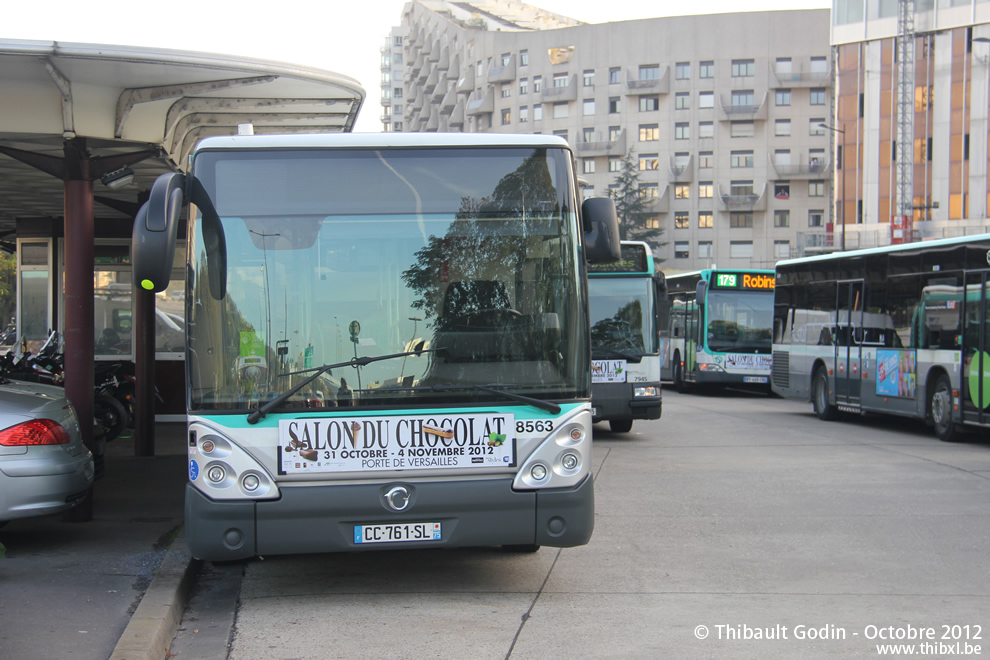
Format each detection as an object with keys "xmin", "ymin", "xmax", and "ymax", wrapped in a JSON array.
[
  {"xmin": 931, "ymin": 374, "xmax": 962, "ymax": 443},
  {"xmin": 609, "ymin": 419, "xmax": 633, "ymax": 433},
  {"xmin": 812, "ymin": 367, "xmax": 838, "ymax": 421},
  {"xmin": 673, "ymin": 354, "xmax": 687, "ymax": 393}
]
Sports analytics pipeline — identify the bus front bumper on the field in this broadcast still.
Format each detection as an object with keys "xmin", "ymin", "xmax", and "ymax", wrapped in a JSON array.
[
  {"xmin": 184, "ymin": 474, "xmax": 594, "ymax": 561},
  {"xmin": 590, "ymin": 382, "xmax": 662, "ymax": 422}
]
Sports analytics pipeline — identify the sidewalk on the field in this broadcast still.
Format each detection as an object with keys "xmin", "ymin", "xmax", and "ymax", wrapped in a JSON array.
[{"xmin": 0, "ymin": 423, "xmax": 194, "ymax": 660}]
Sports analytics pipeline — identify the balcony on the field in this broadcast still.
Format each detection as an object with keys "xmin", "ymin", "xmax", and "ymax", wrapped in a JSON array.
[
  {"xmin": 411, "ymin": 88, "xmax": 424, "ymax": 112},
  {"xmin": 770, "ymin": 67, "xmax": 830, "ymax": 89},
  {"xmin": 436, "ymin": 46, "xmax": 450, "ymax": 71},
  {"xmin": 576, "ymin": 130, "xmax": 626, "ymax": 157},
  {"xmin": 432, "ymin": 76, "xmax": 451, "ymax": 103},
  {"xmin": 768, "ymin": 152, "xmax": 832, "ymax": 179},
  {"xmin": 625, "ymin": 67, "xmax": 669, "ymax": 96},
  {"xmin": 456, "ymin": 66, "xmax": 475, "ymax": 94},
  {"xmin": 417, "ymin": 62, "xmax": 432, "ymax": 85},
  {"xmin": 718, "ymin": 92, "xmax": 768, "ymax": 122},
  {"xmin": 440, "ymin": 82, "xmax": 458, "ymax": 112},
  {"xmin": 448, "ymin": 98, "xmax": 466, "ymax": 128},
  {"xmin": 718, "ymin": 182, "xmax": 768, "ymax": 211},
  {"xmin": 638, "ymin": 186, "xmax": 669, "ymax": 214},
  {"xmin": 466, "ymin": 87, "xmax": 494, "ymax": 116},
  {"xmin": 487, "ymin": 57, "xmax": 516, "ymax": 83},
  {"xmin": 425, "ymin": 107, "xmax": 440, "ymax": 132},
  {"xmin": 427, "ymin": 39, "xmax": 440, "ymax": 63},
  {"xmin": 669, "ymin": 153, "xmax": 693, "ymax": 182},
  {"xmin": 540, "ymin": 75, "xmax": 578, "ymax": 102}
]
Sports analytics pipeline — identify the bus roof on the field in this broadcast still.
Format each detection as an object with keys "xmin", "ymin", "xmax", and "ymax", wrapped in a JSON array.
[
  {"xmin": 665, "ymin": 268, "xmax": 774, "ymax": 281},
  {"xmin": 775, "ymin": 232, "xmax": 990, "ymax": 269},
  {"xmin": 193, "ymin": 132, "xmax": 571, "ymax": 152}
]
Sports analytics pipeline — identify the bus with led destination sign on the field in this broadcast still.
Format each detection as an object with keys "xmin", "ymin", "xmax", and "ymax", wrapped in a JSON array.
[
  {"xmin": 661, "ymin": 269, "xmax": 774, "ymax": 392},
  {"xmin": 587, "ymin": 241, "xmax": 667, "ymax": 433},
  {"xmin": 130, "ymin": 132, "xmax": 622, "ymax": 560}
]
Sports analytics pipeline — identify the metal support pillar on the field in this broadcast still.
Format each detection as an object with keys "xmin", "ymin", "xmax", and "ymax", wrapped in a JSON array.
[{"xmin": 134, "ymin": 288, "xmax": 156, "ymax": 456}]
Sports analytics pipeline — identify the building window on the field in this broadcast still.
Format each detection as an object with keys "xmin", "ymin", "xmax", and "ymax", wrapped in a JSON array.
[
  {"xmin": 533, "ymin": 104, "xmax": 543, "ymax": 121},
  {"xmin": 675, "ymin": 62, "xmax": 690, "ymax": 79},
  {"xmin": 393, "ymin": 53, "xmax": 402, "ymax": 66},
  {"xmin": 698, "ymin": 181, "xmax": 713, "ymax": 198},
  {"xmin": 639, "ymin": 154, "xmax": 659, "ymax": 170},
  {"xmin": 609, "ymin": 67, "xmax": 621, "ymax": 84},
  {"xmin": 393, "ymin": 121, "xmax": 402, "ymax": 132},
  {"xmin": 774, "ymin": 210, "xmax": 790, "ymax": 227},
  {"xmin": 675, "ymin": 92, "xmax": 689, "ymax": 110},
  {"xmin": 808, "ymin": 209, "xmax": 824, "ymax": 227},
  {"xmin": 520, "ymin": 49, "xmax": 529, "ymax": 66},
  {"xmin": 810, "ymin": 88, "xmax": 826, "ymax": 105},
  {"xmin": 699, "ymin": 212, "xmax": 713, "ymax": 228},
  {"xmin": 675, "ymin": 213, "xmax": 690, "ymax": 229},
  {"xmin": 519, "ymin": 78, "xmax": 529, "ymax": 95},
  {"xmin": 477, "ymin": 61, "xmax": 484, "ymax": 76},
  {"xmin": 730, "ymin": 241, "xmax": 754, "ymax": 258},
  {"xmin": 731, "ymin": 180, "xmax": 755, "ymax": 197},
  {"xmin": 674, "ymin": 241, "xmax": 690, "ymax": 258},
  {"xmin": 699, "ymin": 60, "xmax": 714, "ymax": 78},
  {"xmin": 698, "ymin": 122, "xmax": 713, "ymax": 138},
  {"xmin": 533, "ymin": 76, "xmax": 542, "ymax": 92},
  {"xmin": 699, "ymin": 151, "xmax": 714, "ymax": 168},
  {"xmin": 810, "ymin": 118, "xmax": 826, "ymax": 136},
  {"xmin": 394, "ymin": 36, "xmax": 403, "ymax": 47},
  {"xmin": 730, "ymin": 213, "xmax": 754, "ymax": 228},
  {"xmin": 382, "ymin": 71, "xmax": 391, "ymax": 85},
  {"xmin": 641, "ymin": 96, "xmax": 660, "ymax": 112},
  {"xmin": 553, "ymin": 73, "xmax": 569, "ymax": 88},
  {"xmin": 501, "ymin": 84, "xmax": 512, "ymax": 98},
  {"xmin": 394, "ymin": 88, "xmax": 403, "ymax": 99},
  {"xmin": 584, "ymin": 69, "xmax": 595, "ymax": 86},
  {"xmin": 582, "ymin": 127, "xmax": 595, "ymax": 143},
  {"xmin": 609, "ymin": 125, "xmax": 622, "ymax": 141},
  {"xmin": 553, "ymin": 129, "xmax": 568, "ymax": 142},
  {"xmin": 553, "ymin": 102, "xmax": 568, "ymax": 119},
  {"xmin": 775, "ymin": 57, "xmax": 792, "ymax": 75},
  {"xmin": 645, "ymin": 215, "xmax": 660, "ymax": 229},
  {"xmin": 501, "ymin": 52, "xmax": 512, "ymax": 66},
  {"xmin": 731, "ymin": 90, "xmax": 755, "ymax": 107},
  {"xmin": 609, "ymin": 97, "xmax": 621, "ymax": 113},
  {"xmin": 810, "ymin": 56, "xmax": 828, "ymax": 73},
  {"xmin": 641, "ymin": 124, "xmax": 660, "ymax": 141},
  {"xmin": 640, "ymin": 183, "xmax": 659, "ymax": 198},
  {"xmin": 776, "ymin": 89, "xmax": 791, "ymax": 106},
  {"xmin": 675, "ymin": 184, "xmax": 691, "ymax": 199},
  {"xmin": 519, "ymin": 106, "xmax": 529, "ymax": 123},
  {"xmin": 775, "ymin": 182, "xmax": 790, "ymax": 200},
  {"xmin": 774, "ymin": 241, "xmax": 791, "ymax": 259},
  {"xmin": 639, "ymin": 64, "xmax": 661, "ymax": 80},
  {"xmin": 674, "ymin": 123, "xmax": 689, "ymax": 140},
  {"xmin": 609, "ymin": 157, "xmax": 621, "ymax": 172},
  {"xmin": 583, "ymin": 98, "xmax": 595, "ymax": 115},
  {"xmin": 730, "ymin": 121, "xmax": 754, "ymax": 138},
  {"xmin": 731, "ymin": 59, "xmax": 755, "ymax": 77},
  {"xmin": 583, "ymin": 159, "xmax": 596, "ymax": 174},
  {"xmin": 699, "ymin": 91, "xmax": 714, "ymax": 109},
  {"xmin": 731, "ymin": 150, "xmax": 754, "ymax": 168},
  {"xmin": 501, "ymin": 109, "xmax": 511, "ymax": 125},
  {"xmin": 809, "ymin": 180, "xmax": 825, "ymax": 197},
  {"xmin": 776, "ymin": 119, "xmax": 791, "ymax": 136},
  {"xmin": 698, "ymin": 240, "xmax": 713, "ymax": 257}
]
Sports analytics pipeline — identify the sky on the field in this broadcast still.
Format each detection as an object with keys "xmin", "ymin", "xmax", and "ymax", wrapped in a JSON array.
[{"xmin": 5, "ymin": 0, "xmax": 830, "ymax": 133}]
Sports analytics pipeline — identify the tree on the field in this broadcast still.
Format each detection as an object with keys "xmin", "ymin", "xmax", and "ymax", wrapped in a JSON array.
[{"xmin": 609, "ymin": 149, "xmax": 666, "ymax": 261}]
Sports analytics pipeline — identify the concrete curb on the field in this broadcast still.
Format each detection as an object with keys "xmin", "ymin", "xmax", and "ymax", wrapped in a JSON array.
[{"xmin": 109, "ymin": 528, "xmax": 202, "ymax": 660}]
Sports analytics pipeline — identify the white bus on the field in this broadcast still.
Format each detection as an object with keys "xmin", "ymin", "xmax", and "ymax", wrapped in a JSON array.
[
  {"xmin": 586, "ymin": 241, "xmax": 666, "ymax": 433},
  {"xmin": 131, "ymin": 133, "xmax": 621, "ymax": 559},
  {"xmin": 772, "ymin": 233, "xmax": 990, "ymax": 442}
]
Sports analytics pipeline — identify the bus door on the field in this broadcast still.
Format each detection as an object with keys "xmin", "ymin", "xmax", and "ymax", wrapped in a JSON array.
[
  {"xmin": 962, "ymin": 271, "xmax": 990, "ymax": 426},
  {"xmin": 835, "ymin": 280, "xmax": 864, "ymax": 406}
]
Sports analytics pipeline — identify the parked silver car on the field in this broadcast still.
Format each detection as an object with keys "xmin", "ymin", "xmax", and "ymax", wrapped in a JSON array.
[{"xmin": 0, "ymin": 379, "xmax": 94, "ymax": 524}]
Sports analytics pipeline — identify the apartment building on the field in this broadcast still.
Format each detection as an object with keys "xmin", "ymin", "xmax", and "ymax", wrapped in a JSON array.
[
  {"xmin": 382, "ymin": 1, "xmax": 832, "ymax": 270},
  {"xmin": 831, "ymin": 0, "xmax": 990, "ymax": 249}
]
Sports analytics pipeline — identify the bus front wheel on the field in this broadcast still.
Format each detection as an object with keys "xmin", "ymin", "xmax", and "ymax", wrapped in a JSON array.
[
  {"xmin": 931, "ymin": 374, "xmax": 962, "ymax": 443},
  {"xmin": 609, "ymin": 419, "xmax": 633, "ymax": 433},
  {"xmin": 812, "ymin": 368, "xmax": 838, "ymax": 421}
]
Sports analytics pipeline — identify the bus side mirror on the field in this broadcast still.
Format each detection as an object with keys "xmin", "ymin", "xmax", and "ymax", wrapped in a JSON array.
[
  {"xmin": 133, "ymin": 173, "xmax": 184, "ymax": 293},
  {"xmin": 582, "ymin": 197, "xmax": 621, "ymax": 264},
  {"xmin": 695, "ymin": 280, "xmax": 707, "ymax": 301}
]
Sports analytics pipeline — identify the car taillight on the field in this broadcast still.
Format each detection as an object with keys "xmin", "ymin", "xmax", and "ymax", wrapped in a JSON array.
[{"xmin": 0, "ymin": 419, "xmax": 72, "ymax": 446}]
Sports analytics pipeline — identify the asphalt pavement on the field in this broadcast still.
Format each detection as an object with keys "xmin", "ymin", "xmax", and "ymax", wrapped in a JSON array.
[{"xmin": 0, "ymin": 423, "xmax": 195, "ymax": 660}]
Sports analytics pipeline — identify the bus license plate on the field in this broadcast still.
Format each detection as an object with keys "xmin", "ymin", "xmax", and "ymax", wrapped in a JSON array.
[
  {"xmin": 744, "ymin": 376, "xmax": 768, "ymax": 383},
  {"xmin": 354, "ymin": 522, "xmax": 441, "ymax": 544}
]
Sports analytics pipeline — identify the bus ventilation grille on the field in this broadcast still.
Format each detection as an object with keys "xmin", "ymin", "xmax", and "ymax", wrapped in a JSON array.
[{"xmin": 772, "ymin": 351, "xmax": 789, "ymax": 388}]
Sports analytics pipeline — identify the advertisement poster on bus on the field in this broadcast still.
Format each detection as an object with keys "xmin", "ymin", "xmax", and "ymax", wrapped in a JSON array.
[
  {"xmin": 591, "ymin": 359, "xmax": 627, "ymax": 383},
  {"xmin": 876, "ymin": 350, "xmax": 917, "ymax": 398}
]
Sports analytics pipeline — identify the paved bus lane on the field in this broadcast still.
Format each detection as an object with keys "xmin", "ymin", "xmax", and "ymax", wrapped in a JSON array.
[{"xmin": 176, "ymin": 390, "xmax": 990, "ymax": 660}]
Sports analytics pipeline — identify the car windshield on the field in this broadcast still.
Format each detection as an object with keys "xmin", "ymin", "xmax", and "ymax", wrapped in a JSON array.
[{"xmin": 187, "ymin": 146, "xmax": 587, "ymax": 411}]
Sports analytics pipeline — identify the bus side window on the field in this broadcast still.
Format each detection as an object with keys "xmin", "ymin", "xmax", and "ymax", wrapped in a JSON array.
[{"xmin": 818, "ymin": 327, "xmax": 833, "ymax": 346}]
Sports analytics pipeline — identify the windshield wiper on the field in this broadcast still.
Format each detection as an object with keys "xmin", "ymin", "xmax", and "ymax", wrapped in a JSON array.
[
  {"xmin": 393, "ymin": 383, "xmax": 561, "ymax": 415},
  {"xmin": 246, "ymin": 348, "xmax": 443, "ymax": 424},
  {"xmin": 592, "ymin": 346, "xmax": 643, "ymax": 362}
]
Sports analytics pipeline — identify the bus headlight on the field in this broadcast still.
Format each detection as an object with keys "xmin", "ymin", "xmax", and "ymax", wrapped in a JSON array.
[
  {"xmin": 530, "ymin": 464, "xmax": 548, "ymax": 480},
  {"xmin": 634, "ymin": 386, "xmax": 658, "ymax": 398},
  {"xmin": 514, "ymin": 407, "xmax": 592, "ymax": 491},
  {"xmin": 207, "ymin": 465, "xmax": 226, "ymax": 483},
  {"xmin": 189, "ymin": 423, "xmax": 279, "ymax": 500},
  {"xmin": 699, "ymin": 363, "xmax": 724, "ymax": 372},
  {"xmin": 560, "ymin": 452, "xmax": 579, "ymax": 471}
]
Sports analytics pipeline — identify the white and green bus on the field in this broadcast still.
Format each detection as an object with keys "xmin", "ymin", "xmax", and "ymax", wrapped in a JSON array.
[
  {"xmin": 587, "ymin": 241, "xmax": 666, "ymax": 433},
  {"xmin": 661, "ymin": 269, "xmax": 775, "ymax": 392},
  {"xmin": 772, "ymin": 234, "xmax": 990, "ymax": 442},
  {"xmin": 132, "ymin": 133, "xmax": 620, "ymax": 559}
]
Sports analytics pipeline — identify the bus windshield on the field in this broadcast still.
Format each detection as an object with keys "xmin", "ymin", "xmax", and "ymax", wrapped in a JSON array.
[
  {"xmin": 588, "ymin": 278, "xmax": 655, "ymax": 355},
  {"xmin": 187, "ymin": 147, "xmax": 585, "ymax": 411},
  {"xmin": 705, "ymin": 289, "xmax": 773, "ymax": 353}
]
